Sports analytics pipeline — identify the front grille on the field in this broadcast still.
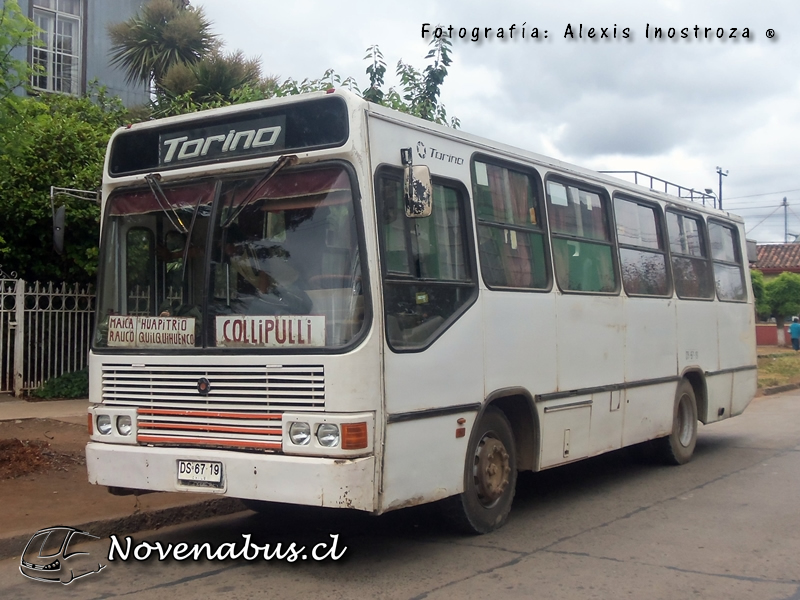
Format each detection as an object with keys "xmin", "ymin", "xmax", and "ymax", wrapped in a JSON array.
[{"xmin": 101, "ymin": 363, "xmax": 324, "ymax": 451}]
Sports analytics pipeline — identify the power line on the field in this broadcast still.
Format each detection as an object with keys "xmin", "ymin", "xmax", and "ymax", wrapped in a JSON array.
[
  {"xmin": 745, "ymin": 203, "xmax": 782, "ymax": 234},
  {"xmin": 728, "ymin": 205, "xmax": 783, "ymax": 212},
  {"xmin": 741, "ymin": 215, "xmax": 790, "ymax": 220},
  {"xmin": 787, "ymin": 205, "xmax": 800, "ymax": 227},
  {"xmin": 725, "ymin": 188, "xmax": 800, "ymax": 202}
]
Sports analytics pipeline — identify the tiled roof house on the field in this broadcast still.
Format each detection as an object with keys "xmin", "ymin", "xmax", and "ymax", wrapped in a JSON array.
[{"xmin": 755, "ymin": 244, "xmax": 800, "ymax": 276}]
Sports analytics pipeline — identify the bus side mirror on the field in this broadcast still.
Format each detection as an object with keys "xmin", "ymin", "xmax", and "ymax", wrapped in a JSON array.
[
  {"xmin": 50, "ymin": 186, "xmax": 99, "ymax": 256},
  {"xmin": 401, "ymin": 148, "xmax": 432, "ymax": 218},
  {"xmin": 53, "ymin": 205, "xmax": 65, "ymax": 255}
]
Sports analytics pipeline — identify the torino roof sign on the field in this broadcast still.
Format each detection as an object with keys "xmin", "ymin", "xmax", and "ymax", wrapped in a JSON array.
[
  {"xmin": 108, "ymin": 96, "xmax": 349, "ymax": 177},
  {"xmin": 159, "ymin": 116, "xmax": 286, "ymax": 166}
]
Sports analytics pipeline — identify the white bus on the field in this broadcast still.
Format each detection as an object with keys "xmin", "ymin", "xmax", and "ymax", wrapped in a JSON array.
[{"xmin": 86, "ymin": 89, "xmax": 756, "ymax": 533}]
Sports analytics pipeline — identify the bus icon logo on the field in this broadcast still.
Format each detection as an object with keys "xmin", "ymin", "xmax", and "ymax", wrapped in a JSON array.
[{"xmin": 19, "ymin": 526, "xmax": 106, "ymax": 584}]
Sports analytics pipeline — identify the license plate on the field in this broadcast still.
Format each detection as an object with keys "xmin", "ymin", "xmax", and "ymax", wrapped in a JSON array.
[{"xmin": 177, "ymin": 460, "xmax": 223, "ymax": 484}]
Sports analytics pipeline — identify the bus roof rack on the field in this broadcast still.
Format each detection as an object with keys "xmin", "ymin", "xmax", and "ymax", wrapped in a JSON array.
[{"xmin": 599, "ymin": 170, "xmax": 718, "ymax": 208}]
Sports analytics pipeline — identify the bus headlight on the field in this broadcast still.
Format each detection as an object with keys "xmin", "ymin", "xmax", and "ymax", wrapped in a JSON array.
[
  {"xmin": 288, "ymin": 422, "xmax": 311, "ymax": 445},
  {"xmin": 97, "ymin": 415, "xmax": 112, "ymax": 435},
  {"xmin": 281, "ymin": 412, "xmax": 373, "ymax": 456},
  {"xmin": 89, "ymin": 406, "xmax": 138, "ymax": 444},
  {"xmin": 316, "ymin": 423, "xmax": 340, "ymax": 447},
  {"xmin": 116, "ymin": 415, "xmax": 133, "ymax": 436}
]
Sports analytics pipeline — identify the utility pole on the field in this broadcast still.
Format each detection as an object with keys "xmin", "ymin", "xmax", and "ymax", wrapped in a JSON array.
[
  {"xmin": 784, "ymin": 197, "xmax": 789, "ymax": 243},
  {"xmin": 716, "ymin": 166, "xmax": 728, "ymax": 209}
]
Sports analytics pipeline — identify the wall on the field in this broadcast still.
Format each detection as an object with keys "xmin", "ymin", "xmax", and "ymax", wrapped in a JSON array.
[
  {"xmin": 85, "ymin": 0, "xmax": 150, "ymax": 107},
  {"xmin": 756, "ymin": 323, "xmax": 790, "ymax": 346},
  {"xmin": 3, "ymin": 0, "xmax": 149, "ymax": 106}
]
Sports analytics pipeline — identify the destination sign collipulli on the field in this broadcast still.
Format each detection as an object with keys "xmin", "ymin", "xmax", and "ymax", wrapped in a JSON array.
[{"xmin": 215, "ymin": 315, "xmax": 325, "ymax": 348}]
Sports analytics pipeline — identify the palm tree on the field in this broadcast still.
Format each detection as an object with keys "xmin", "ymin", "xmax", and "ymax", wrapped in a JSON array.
[
  {"xmin": 160, "ymin": 50, "xmax": 263, "ymax": 103},
  {"xmin": 107, "ymin": 0, "xmax": 216, "ymax": 91}
]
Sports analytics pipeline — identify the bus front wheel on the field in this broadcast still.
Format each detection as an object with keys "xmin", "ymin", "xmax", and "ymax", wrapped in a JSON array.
[
  {"xmin": 443, "ymin": 407, "xmax": 517, "ymax": 534},
  {"xmin": 655, "ymin": 379, "xmax": 698, "ymax": 465}
]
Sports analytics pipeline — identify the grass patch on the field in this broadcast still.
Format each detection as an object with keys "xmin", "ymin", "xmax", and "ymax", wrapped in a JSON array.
[
  {"xmin": 757, "ymin": 352, "xmax": 800, "ymax": 389},
  {"xmin": 31, "ymin": 368, "xmax": 88, "ymax": 399}
]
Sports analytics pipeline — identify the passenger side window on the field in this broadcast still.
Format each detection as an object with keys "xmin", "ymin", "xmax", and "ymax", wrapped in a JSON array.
[
  {"xmin": 378, "ymin": 172, "xmax": 476, "ymax": 350},
  {"xmin": 666, "ymin": 211, "xmax": 714, "ymax": 299},
  {"xmin": 708, "ymin": 221, "xmax": 746, "ymax": 301},
  {"xmin": 614, "ymin": 197, "xmax": 670, "ymax": 296},
  {"xmin": 472, "ymin": 160, "xmax": 549, "ymax": 289},
  {"xmin": 546, "ymin": 179, "xmax": 617, "ymax": 293}
]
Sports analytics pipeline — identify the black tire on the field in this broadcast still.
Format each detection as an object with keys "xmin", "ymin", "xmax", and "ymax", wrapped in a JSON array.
[
  {"xmin": 442, "ymin": 407, "xmax": 517, "ymax": 534},
  {"xmin": 654, "ymin": 379, "xmax": 698, "ymax": 465}
]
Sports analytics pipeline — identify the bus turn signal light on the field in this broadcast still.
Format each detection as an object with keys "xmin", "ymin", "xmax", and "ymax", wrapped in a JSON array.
[{"xmin": 341, "ymin": 422, "xmax": 368, "ymax": 450}]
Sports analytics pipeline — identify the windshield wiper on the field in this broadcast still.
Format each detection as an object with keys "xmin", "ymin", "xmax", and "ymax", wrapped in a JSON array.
[
  {"xmin": 144, "ymin": 173, "xmax": 189, "ymax": 234},
  {"xmin": 178, "ymin": 180, "xmax": 221, "ymax": 282},
  {"xmin": 221, "ymin": 154, "xmax": 298, "ymax": 229}
]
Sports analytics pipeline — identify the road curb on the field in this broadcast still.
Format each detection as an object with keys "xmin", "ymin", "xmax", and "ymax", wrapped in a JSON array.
[
  {"xmin": 762, "ymin": 382, "xmax": 800, "ymax": 396},
  {"xmin": 0, "ymin": 496, "xmax": 247, "ymax": 561}
]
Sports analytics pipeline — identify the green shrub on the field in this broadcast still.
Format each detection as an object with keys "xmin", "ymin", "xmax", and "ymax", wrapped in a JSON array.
[{"xmin": 32, "ymin": 368, "xmax": 89, "ymax": 399}]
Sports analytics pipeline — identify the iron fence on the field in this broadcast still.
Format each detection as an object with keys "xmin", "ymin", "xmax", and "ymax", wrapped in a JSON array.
[{"xmin": 0, "ymin": 276, "xmax": 95, "ymax": 396}]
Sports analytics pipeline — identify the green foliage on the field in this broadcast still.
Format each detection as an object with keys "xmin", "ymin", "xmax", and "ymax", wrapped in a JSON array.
[
  {"xmin": 275, "ymin": 68, "xmax": 358, "ymax": 97},
  {"xmin": 274, "ymin": 35, "xmax": 461, "ymax": 128},
  {"xmin": 391, "ymin": 34, "xmax": 459, "ymax": 127},
  {"xmin": 111, "ymin": 5, "xmax": 460, "ymax": 128},
  {"xmin": 750, "ymin": 269, "xmax": 770, "ymax": 319},
  {"xmin": 108, "ymin": 0, "xmax": 216, "ymax": 87},
  {"xmin": 146, "ymin": 39, "xmax": 460, "ymax": 127},
  {"xmin": 32, "ymin": 368, "xmax": 89, "ymax": 399},
  {"xmin": 765, "ymin": 271, "xmax": 800, "ymax": 320},
  {"xmin": 363, "ymin": 45, "xmax": 386, "ymax": 104},
  {"xmin": 0, "ymin": 0, "xmax": 38, "ymax": 101},
  {"xmin": 0, "ymin": 85, "xmax": 127, "ymax": 284},
  {"xmin": 273, "ymin": 35, "xmax": 461, "ymax": 128},
  {"xmin": 154, "ymin": 49, "xmax": 268, "ymax": 117}
]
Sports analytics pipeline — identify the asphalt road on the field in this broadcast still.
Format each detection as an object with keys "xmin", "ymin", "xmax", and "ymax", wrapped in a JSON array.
[{"xmin": 2, "ymin": 391, "xmax": 800, "ymax": 600}]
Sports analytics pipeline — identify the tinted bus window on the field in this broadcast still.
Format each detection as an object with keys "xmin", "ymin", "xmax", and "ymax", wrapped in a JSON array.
[
  {"xmin": 709, "ymin": 221, "xmax": 747, "ymax": 301},
  {"xmin": 547, "ymin": 179, "xmax": 617, "ymax": 293},
  {"xmin": 614, "ymin": 197, "xmax": 670, "ymax": 297},
  {"xmin": 378, "ymin": 172, "xmax": 476, "ymax": 350},
  {"xmin": 666, "ymin": 211, "xmax": 714, "ymax": 300},
  {"xmin": 472, "ymin": 160, "xmax": 549, "ymax": 290}
]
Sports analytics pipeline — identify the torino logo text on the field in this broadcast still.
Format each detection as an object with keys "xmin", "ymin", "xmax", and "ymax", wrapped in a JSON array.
[{"xmin": 162, "ymin": 126, "xmax": 282, "ymax": 163}]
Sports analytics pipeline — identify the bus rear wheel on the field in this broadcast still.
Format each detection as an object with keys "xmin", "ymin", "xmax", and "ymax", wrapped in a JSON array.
[
  {"xmin": 655, "ymin": 379, "xmax": 698, "ymax": 465},
  {"xmin": 443, "ymin": 407, "xmax": 517, "ymax": 534}
]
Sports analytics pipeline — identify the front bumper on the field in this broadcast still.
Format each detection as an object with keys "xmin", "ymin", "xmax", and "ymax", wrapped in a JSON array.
[{"xmin": 86, "ymin": 442, "xmax": 376, "ymax": 512}]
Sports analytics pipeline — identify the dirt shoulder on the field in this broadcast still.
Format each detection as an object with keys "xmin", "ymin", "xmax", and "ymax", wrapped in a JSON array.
[
  {"xmin": 0, "ymin": 419, "xmax": 117, "ymax": 539},
  {"xmin": 0, "ymin": 418, "xmax": 86, "ymax": 480},
  {"xmin": 0, "ymin": 418, "xmax": 240, "ymax": 548}
]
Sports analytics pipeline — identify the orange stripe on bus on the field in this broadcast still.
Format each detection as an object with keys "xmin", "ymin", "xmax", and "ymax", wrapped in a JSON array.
[
  {"xmin": 141, "ymin": 423, "xmax": 282, "ymax": 435},
  {"xmin": 137, "ymin": 435, "xmax": 281, "ymax": 450}
]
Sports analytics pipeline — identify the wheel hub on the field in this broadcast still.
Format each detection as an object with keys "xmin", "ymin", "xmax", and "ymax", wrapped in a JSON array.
[
  {"xmin": 474, "ymin": 437, "xmax": 511, "ymax": 505},
  {"xmin": 677, "ymin": 393, "xmax": 694, "ymax": 447}
]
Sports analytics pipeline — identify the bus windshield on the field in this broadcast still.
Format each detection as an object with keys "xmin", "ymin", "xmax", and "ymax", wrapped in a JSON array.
[{"xmin": 95, "ymin": 165, "xmax": 365, "ymax": 351}]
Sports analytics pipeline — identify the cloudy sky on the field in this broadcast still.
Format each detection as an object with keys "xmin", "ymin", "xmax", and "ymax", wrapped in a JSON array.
[{"xmin": 198, "ymin": 0, "xmax": 798, "ymax": 243}]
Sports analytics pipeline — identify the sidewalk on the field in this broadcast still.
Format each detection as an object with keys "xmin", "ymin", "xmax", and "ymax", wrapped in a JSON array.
[
  {"xmin": 0, "ymin": 396, "xmax": 88, "ymax": 424},
  {"xmin": 0, "ymin": 396, "xmax": 246, "ymax": 560}
]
